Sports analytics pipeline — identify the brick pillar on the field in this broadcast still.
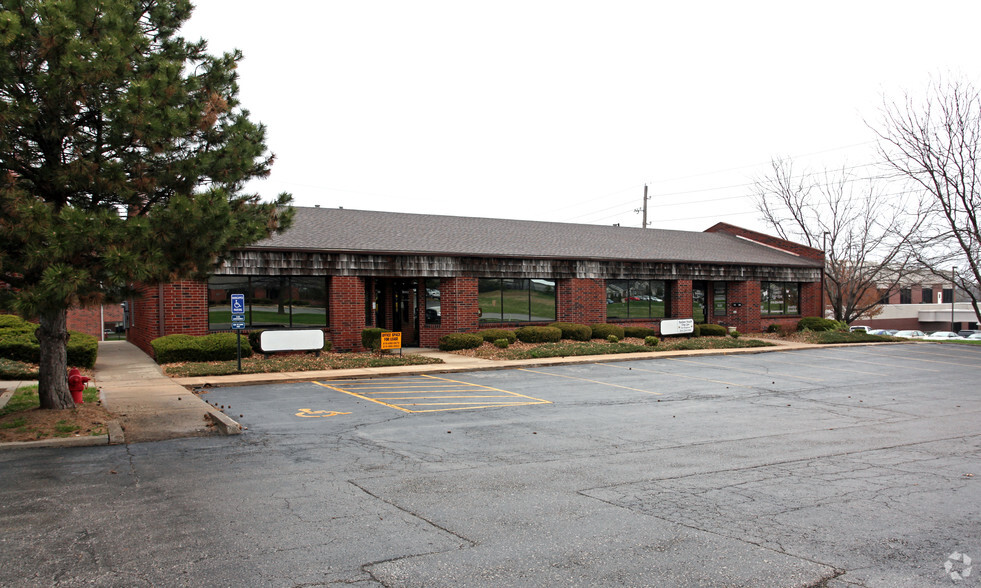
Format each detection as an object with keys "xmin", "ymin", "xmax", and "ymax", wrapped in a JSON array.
[
  {"xmin": 329, "ymin": 276, "xmax": 366, "ymax": 352},
  {"xmin": 727, "ymin": 281, "xmax": 761, "ymax": 333},
  {"xmin": 126, "ymin": 280, "xmax": 208, "ymax": 356},
  {"xmin": 556, "ymin": 278, "xmax": 606, "ymax": 324},
  {"xmin": 799, "ymin": 281, "xmax": 822, "ymax": 318},
  {"xmin": 670, "ymin": 280, "xmax": 693, "ymax": 319},
  {"xmin": 419, "ymin": 277, "xmax": 478, "ymax": 348}
]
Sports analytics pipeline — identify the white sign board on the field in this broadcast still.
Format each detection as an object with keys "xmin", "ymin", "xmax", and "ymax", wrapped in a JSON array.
[
  {"xmin": 660, "ymin": 318, "xmax": 695, "ymax": 336},
  {"xmin": 260, "ymin": 329, "xmax": 325, "ymax": 352}
]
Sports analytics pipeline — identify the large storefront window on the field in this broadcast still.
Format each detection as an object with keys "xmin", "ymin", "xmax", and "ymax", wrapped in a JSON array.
[
  {"xmin": 425, "ymin": 278, "xmax": 441, "ymax": 324},
  {"xmin": 761, "ymin": 281, "xmax": 800, "ymax": 316},
  {"xmin": 208, "ymin": 276, "xmax": 328, "ymax": 330},
  {"xmin": 606, "ymin": 279, "xmax": 668, "ymax": 319},
  {"xmin": 478, "ymin": 278, "xmax": 555, "ymax": 323},
  {"xmin": 713, "ymin": 283, "xmax": 727, "ymax": 316}
]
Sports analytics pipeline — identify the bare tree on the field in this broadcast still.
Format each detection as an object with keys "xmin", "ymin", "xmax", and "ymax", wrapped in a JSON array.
[
  {"xmin": 874, "ymin": 77, "xmax": 981, "ymax": 325},
  {"xmin": 753, "ymin": 158, "xmax": 922, "ymax": 323}
]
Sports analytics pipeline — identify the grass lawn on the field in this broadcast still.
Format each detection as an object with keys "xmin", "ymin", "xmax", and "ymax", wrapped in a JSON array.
[{"xmin": 0, "ymin": 385, "xmax": 111, "ymax": 442}]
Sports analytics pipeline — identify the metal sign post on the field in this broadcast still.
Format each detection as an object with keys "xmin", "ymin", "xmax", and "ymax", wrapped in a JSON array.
[{"xmin": 230, "ymin": 294, "xmax": 246, "ymax": 371}]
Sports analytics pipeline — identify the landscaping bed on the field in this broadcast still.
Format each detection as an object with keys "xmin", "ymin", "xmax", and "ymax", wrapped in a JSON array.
[
  {"xmin": 161, "ymin": 351, "xmax": 444, "ymax": 377},
  {"xmin": 451, "ymin": 336, "xmax": 775, "ymax": 360},
  {"xmin": 0, "ymin": 385, "xmax": 111, "ymax": 443}
]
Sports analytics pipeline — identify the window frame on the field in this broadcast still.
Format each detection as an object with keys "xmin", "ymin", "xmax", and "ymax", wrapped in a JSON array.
[
  {"xmin": 760, "ymin": 281, "xmax": 801, "ymax": 317},
  {"xmin": 208, "ymin": 275, "xmax": 329, "ymax": 331}
]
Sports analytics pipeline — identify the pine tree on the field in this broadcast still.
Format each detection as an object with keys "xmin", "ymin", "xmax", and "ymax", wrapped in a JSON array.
[{"xmin": 0, "ymin": 0, "xmax": 293, "ymax": 409}]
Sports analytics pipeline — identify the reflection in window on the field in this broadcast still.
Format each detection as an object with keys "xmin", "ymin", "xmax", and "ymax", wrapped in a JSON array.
[
  {"xmin": 900, "ymin": 288, "xmax": 911, "ymax": 304},
  {"xmin": 208, "ymin": 276, "xmax": 328, "ymax": 330},
  {"xmin": 606, "ymin": 279, "xmax": 668, "ymax": 319},
  {"xmin": 425, "ymin": 278, "xmax": 441, "ymax": 324},
  {"xmin": 478, "ymin": 278, "xmax": 555, "ymax": 323},
  {"xmin": 713, "ymin": 283, "xmax": 727, "ymax": 315},
  {"xmin": 761, "ymin": 281, "xmax": 800, "ymax": 316}
]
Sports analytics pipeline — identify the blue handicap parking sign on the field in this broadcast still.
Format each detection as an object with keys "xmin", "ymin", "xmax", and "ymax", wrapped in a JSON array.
[{"xmin": 231, "ymin": 293, "xmax": 245, "ymax": 314}]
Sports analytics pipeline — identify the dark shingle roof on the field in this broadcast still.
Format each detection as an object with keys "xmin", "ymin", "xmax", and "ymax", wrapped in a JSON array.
[{"xmin": 251, "ymin": 207, "xmax": 821, "ymax": 268}]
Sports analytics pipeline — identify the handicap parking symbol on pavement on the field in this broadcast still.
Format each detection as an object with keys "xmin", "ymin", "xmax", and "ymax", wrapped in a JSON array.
[{"xmin": 231, "ymin": 293, "xmax": 245, "ymax": 314}]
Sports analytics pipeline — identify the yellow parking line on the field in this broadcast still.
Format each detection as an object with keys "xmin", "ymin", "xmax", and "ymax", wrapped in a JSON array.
[
  {"xmin": 861, "ymin": 348, "xmax": 981, "ymax": 369},
  {"xmin": 665, "ymin": 357, "xmax": 825, "ymax": 382},
  {"xmin": 314, "ymin": 381, "xmax": 413, "ymax": 412},
  {"xmin": 518, "ymin": 368, "xmax": 664, "ymax": 395},
  {"xmin": 759, "ymin": 355, "xmax": 889, "ymax": 377},
  {"xmin": 315, "ymin": 374, "xmax": 551, "ymax": 413},
  {"xmin": 596, "ymin": 363, "xmax": 752, "ymax": 389},
  {"xmin": 805, "ymin": 351, "xmax": 940, "ymax": 372}
]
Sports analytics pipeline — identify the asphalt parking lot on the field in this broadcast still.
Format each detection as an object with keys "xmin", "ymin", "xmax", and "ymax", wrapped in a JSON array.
[{"xmin": 1, "ymin": 343, "xmax": 979, "ymax": 587}]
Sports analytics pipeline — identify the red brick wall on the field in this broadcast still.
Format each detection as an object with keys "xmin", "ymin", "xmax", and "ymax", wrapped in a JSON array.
[
  {"xmin": 127, "ymin": 281, "xmax": 208, "ymax": 355},
  {"xmin": 66, "ymin": 306, "xmax": 103, "ymax": 339},
  {"xmin": 556, "ymin": 278, "xmax": 607, "ymax": 324},
  {"xmin": 799, "ymin": 281, "xmax": 822, "ymax": 318},
  {"xmin": 419, "ymin": 277, "xmax": 479, "ymax": 348},
  {"xmin": 328, "ymin": 276, "xmax": 366, "ymax": 352},
  {"xmin": 669, "ymin": 280, "xmax": 693, "ymax": 319},
  {"xmin": 726, "ymin": 281, "xmax": 762, "ymax": 333}
]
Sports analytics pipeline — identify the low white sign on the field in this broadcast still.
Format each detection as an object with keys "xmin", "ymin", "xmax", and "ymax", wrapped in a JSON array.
[
  {"xmin": 660, "ymin": 318, "xmax": 694, "ymax": 336},
  {"xmin": 260, "ymin": 329, "xmax": 325, "ymax": 352}
]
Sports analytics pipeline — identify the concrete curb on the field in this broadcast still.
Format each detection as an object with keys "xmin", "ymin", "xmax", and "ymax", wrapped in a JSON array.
[
  {"xmin": 0, "ymin": 433, "xmax": 110, "ymax": 450},
  {"xmin": 174, "ymin": 340, "xmax": 815, "ymax": 389},
  {"xmin": 204, "ymin": 409, "xmax": 244, "ymax": 435}
]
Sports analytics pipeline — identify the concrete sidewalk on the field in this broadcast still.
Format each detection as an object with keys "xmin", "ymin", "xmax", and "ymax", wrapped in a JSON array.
[{"xmin": 95, "ymin": 341, "xmax": 241, "ymax": 443}]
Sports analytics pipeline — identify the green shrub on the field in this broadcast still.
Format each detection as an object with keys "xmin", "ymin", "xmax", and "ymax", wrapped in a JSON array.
[
  {"xmin": 151, "ymin": 333, "xmax": 252, "ymax": 363},
  {"xmin": 548, "ymin": 322, "xmax": 592, "ymax": 341},
  {"xmin": 0, "ymin": 314, "xmax": 31, "ymax": 329},
  {"xmin": 623, "ymin": 326, "xmax": 658, "ymax": 339},
  {"xmin": 66, "ymin": 332, "xmax": 98, "ymax": 368},
  {"xmin": 515, "ymin": 326, "xmax": 562, "ymax": 343},
  {"xmin": 438, "ymin": 333, "xmax": 483, "ymax": 351},
  {"xmin": 699, "ymin": 324, "xmax": 728, "ymax": 337},
  {"xmin": 644, "ymin": 336, "xmax": 659, "ymax": 347},
  {"xmin": 477, "ymin": 328, "xmax": 517, "ymax": 344},
  {"xmin": 730, "ymin": 330, "xmax": 741, "ymax": 339},
  {"xmin": 589, "ymin": 323, "xmax": 624, "ymax": 340},
  {"xmin": 248, "ymin": 329, "xmax": 265, "ymax": 353},
  {"xmin": 606, "ymin": 334, "xmax": 619, "ymax": 343},
  {"xmin": 493, "ymin": 338, "xmax": 510, "ymax": 349},
  {"xmin": 0, "ymin": 329, "xmax": 98, "ymax": 368},
  {"xmin": 361, "ymin": 328, "xmax": 391, "ymax": 351},
  {"xmin": 766, "ymin": 323, "xmax": 783, "ymax": 334},
  {"xmin": 692, "ymin": 324, "xmax": 701, "ymax": 337},
  {"xmin": 797, "ymin": 317, "xmax": 839, "ymax": 332}
]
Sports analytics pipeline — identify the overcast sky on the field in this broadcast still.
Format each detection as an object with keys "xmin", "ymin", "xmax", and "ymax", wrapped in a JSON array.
[{"xmin": 181, "ymin": 1, "xmax": 981, "ymax": 233}]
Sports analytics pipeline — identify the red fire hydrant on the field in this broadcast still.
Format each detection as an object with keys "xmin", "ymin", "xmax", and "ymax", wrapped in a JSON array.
[{"xmin": 68, "ymin": 368, "xmax": 91, "ymax": 404}]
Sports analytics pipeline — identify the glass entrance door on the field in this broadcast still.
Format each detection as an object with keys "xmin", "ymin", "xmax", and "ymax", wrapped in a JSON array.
[
  {"xmin": 392, "ymin": 279, "xmax": 419, "ymax": 346},
  {"xmin": 692, "ymin": 281, "xmax": 708, "ymax": 324}
]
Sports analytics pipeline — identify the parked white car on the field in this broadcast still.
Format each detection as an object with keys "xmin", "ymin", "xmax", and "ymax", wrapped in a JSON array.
[
  {"xmin": 966, "ymin": 333, "xmax": 981, "ymax": 341},
  {"xmin": 893, "ymin": 330, "xmax": 926, "ymax": 339},
  {"xmin": 849, "ymin": 325, "xmax": 870, "ymax": 333},
  {"xmin": 923, "ymin": 331, "xmax": 964, "ymax": 341}
]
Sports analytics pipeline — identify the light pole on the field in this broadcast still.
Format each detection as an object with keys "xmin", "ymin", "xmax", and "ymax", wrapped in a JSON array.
[
  {"xmin": 951, "ymin": 267, "xmax": 957, "ymax": 332},
  {"xmin": 821, "ymin": 231, "xmax": 830, "ymax": 319}
]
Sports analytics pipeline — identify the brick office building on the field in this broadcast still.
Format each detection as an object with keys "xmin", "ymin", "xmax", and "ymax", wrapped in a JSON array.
[{"xmin": 125, "ymin": 207, "xmax": 824, "ymax": 355}]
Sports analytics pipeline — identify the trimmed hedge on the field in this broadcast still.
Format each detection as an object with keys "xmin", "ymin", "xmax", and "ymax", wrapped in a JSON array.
[
  {"xmin": 0, "ymin": 329, "xmax": 98, "ymax": 368},
  {"xmin": 477, "ymin": 328, "xmax": 517, "ymax": 344},
  {"xmin": 623, "ymin": 326, "xmax": 658, "ymax": 339},
  {"xmin": 515, "ymin": 326, "xmax": 562, "ymax": 343},
  {"xmin": 361, "ymin": 328, "xmax": 391, "ymax": 351},
  {"xmin": 248, "ymin": 329, "xmax": 265, "ymax": 353},
  {"xmin": 766, "ymin": 323, "xmax": 784, "ymax": 334},
  {"xmin": 151, "ymin": 333, "xmax": 252, "ymax": 363},
  {"xmin": 493, "ymin": 338, "xmax": 510, "ymax": 349},
  {"xmin": 797, "ymin": 317, "xmax": 840, "ymax": 332},
  {"xmin": 0, "ymin": 314, "xmax": 31, "ymax": 329},
  {"xmin": 644, "ymin": 336, "xmax": 659, "ymax": 347},
  {"xmin": 589, "ymin": 323, "xmax": 624, "ymax": 340},
  {"xmin": 549, "ymin": 322, "xmax": 592, "ymax": 341},
  {"xmin": 699, "ymin": 324, "xmax": 728, "ymax": 337},
  {"xmin": 692, "ymin": 324, "xmax": 701, "ymax": 337},
  {"xmin": 438, "ymin": 333, "xmax": 483, "ymax": 351}
]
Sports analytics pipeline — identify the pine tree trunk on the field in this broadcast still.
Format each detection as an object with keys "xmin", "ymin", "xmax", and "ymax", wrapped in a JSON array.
[{"xmin": 37, "ymin": 308, "xmax": 74, "ymax": 410}]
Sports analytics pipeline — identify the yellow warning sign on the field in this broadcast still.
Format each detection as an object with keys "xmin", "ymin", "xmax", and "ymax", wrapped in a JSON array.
[{"xmin": 380, "ymin": 331, "xmax": 402, "ymax": 350}]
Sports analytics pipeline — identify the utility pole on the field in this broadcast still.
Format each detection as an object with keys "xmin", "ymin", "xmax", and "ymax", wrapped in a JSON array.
[{"xmin": 634, "ymin": 184, "xmax": 650, "ymax": 228}]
